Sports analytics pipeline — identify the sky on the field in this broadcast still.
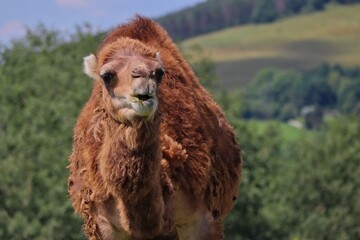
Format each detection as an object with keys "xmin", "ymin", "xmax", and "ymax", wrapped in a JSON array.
[{"xmin": 0, "ymin": 0, "xmax": 205, "ymax": 44}]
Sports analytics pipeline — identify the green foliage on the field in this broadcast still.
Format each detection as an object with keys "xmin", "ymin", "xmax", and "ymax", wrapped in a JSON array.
[
  {"xmin": 157, "ymin": 0, "xmax": 254, "ymax": 40},
  {"xmin": 0, "ymin": 25, "xmax": 103, "ymax": 239},
  {"xmin": 303, "ymin": 0, "xmax": 327, "ymax": 12},
  {"xmin": 331, "ymin": 68, "xmax": 360, "ymax": 114},
  {"xmin": 280, "ymin": 116, "xmax": 360, "ymax": 239},
  {"xmin": 224, "ymin": 120, "xmax": 287, "ymax": 239},
  {"xmin": 224, "ymin": 116, "xmax": 360, "ymax": 240},
  {"xmin": 251, "ymin": 0, "xmax": 277, "ymax": 23},
  {"xmin": 216, "ymin": 88, "xmax": 246, "ymax": 122},
  {"xmin": 275, "ymin": 0, "xmax": 326, "ymax": 14},
  {"xmin": 243, "ymin": 65, "xmax": 360, "ymax": 122},
  {"xmin": 245, "ymin": 68, "xmax": 304, "ymax": 120}
]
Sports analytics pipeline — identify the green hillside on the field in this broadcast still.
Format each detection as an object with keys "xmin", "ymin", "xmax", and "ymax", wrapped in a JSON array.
[{"xmin": 182, "ymin": 4, "xmax": 360, "ymax": 87}]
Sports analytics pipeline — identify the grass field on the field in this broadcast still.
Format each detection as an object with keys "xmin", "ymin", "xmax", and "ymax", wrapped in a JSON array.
[{"xmin": 182, "ymin": 4, "xmax": 360, "ymax": 87}]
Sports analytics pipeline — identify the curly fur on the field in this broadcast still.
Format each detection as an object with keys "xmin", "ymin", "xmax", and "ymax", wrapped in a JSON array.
[{"xmin": 68, "ymin": 16, "xmax": 242, "ymax": 240}]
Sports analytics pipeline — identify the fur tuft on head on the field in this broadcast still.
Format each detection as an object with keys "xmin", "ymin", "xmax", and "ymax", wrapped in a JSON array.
[{"xmin": 83, "ymin": 54, "xmax": 99, "ymax": 80}]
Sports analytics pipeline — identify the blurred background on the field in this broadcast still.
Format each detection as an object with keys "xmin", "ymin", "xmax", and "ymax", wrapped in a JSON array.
[{"xmin": 1, "ymin": 0, "xmax": 360, "ymax": 239}]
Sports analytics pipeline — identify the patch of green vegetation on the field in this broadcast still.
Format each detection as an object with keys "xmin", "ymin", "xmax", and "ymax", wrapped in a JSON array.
[{"xmin": 245, "ymin": 119, "xmax": 310, "ymax": 142}]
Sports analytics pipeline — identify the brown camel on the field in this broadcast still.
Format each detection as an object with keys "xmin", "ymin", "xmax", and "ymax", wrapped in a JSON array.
[{"xmin": 68, "ymin": 16, "xmax": 242, "ymax": 240}]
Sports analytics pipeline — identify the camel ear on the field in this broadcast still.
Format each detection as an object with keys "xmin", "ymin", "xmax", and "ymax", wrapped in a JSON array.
[
  {"xmin": 156, "ymin": 52, "xmax": 165, "ymax": 72},
  {"xmin": 156, "ymin": 52, "xmax": 162, "ymax": 63},
  {"xmin": 83, "ymin": 54, "xmax": 99, "ymax": 80}
]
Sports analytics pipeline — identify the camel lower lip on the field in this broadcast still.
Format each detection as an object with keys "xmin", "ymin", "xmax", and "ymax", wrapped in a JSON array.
[
  {"xmin": 131, "ymin": 98, "xmax": 155, "ymax": 106},
  {"xmin": 130, "ymin": 98, "xmax": 157, "ymax": 116}
]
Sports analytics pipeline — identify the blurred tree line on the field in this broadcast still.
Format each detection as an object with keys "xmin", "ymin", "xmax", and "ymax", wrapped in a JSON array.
[
  {"xmin": 157, "ymin": 0, "xmax": 360, "ymax": 40},
  {"xmin": 0, "ymin": 26, "xmax": 359, "ymax": 240},
  {"xmin": 242, "ymin": 65, "xmax": 360, "ymax": 124}
]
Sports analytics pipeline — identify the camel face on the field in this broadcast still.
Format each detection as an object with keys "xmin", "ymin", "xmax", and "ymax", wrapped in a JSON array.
[
  {"xmin": 83, "ymin": 45, "xmax": 164, "ymax": 123},
  {"xmin": 100, "ymin": 55, "xmax": 163, "ymax": 122}
]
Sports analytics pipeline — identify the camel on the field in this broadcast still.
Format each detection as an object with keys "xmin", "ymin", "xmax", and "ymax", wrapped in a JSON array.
[{"xmin": 68, "ymin": 16, "xmax": 242, "ymax": 240}]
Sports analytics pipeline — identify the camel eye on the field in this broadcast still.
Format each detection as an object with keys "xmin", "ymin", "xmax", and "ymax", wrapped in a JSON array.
[
  {"xmin": 100, "ymin": 71, "xmax": 115, "ymax": 85},
  {"xmin": 155, "ymin": 68, "xmax": 165, "ymax": 79}
]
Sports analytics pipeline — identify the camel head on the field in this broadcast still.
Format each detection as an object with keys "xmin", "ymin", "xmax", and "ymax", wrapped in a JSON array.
[{"xmin": 83, "ymin": 37, "xmax": 165, "ymax": 123}]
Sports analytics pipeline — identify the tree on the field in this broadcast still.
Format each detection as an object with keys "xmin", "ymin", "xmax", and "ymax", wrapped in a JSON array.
[
  {"xmin": 0, "ymin": 25, "xmax": 103, "ymax": 240},
  {"xmin": 224, "ymin": 120, "xmax": 290, "ymax": 239},
  {"xmin": 251, "ymin": 0, "xmax": 278, "ymax": 23},
  {"xmin": 282, "ymin": 116, "xmax": 360, "ymax": 239}
]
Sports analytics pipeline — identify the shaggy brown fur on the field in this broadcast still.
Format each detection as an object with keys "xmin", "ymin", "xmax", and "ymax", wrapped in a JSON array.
[{"xmin": 68, "ymin": 16, "xmax": 242, "ymax": 240}]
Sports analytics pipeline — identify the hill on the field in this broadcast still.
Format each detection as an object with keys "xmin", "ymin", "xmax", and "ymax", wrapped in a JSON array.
[
  {"xmin": 182, "ymin": 4, "xmax": 360, "ymax": 87},
  {"xmin": 157, "ymin": 0, "xmax": 360, "ymax": 41}
]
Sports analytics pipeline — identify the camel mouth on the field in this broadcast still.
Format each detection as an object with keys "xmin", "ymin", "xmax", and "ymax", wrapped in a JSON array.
[
  {"xmin": 130, "ymin": 93, "xmax": 154, "ymax": 103},
  {"xmin": 129, "ymin": 94, "xmax": 158, "ymax": 117},
  {"xmin": 135, "ymin": 94, "xmax": 153, "ymax": 102}
]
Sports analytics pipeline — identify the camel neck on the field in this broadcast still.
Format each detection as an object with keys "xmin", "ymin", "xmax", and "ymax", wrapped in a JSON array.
[{"xmin": 119, "ymin": 116, "xmax": 160, "ymax": 151}]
